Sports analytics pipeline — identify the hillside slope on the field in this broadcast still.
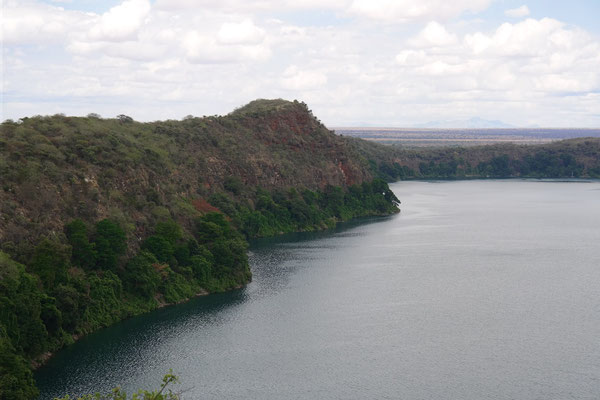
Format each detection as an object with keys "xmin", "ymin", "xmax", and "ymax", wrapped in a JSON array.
[
  {"xmin": 1, "ymin": 100, "xmax": 378, "ymax": 246},
  {"xmin": 0, "ymin": 99, "xmax": 400, "ymax": 398}
]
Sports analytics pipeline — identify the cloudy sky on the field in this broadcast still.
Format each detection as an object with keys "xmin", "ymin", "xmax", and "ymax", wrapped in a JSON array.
[{"xmin": 2, "ymin": 0, "xmax": 600, "ymax": 127}]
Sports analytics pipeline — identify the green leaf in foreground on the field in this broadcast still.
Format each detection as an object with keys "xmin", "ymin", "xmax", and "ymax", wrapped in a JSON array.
[{"xmin": 53, "ymin": 371, "xmax": 180, "ymax": 400}]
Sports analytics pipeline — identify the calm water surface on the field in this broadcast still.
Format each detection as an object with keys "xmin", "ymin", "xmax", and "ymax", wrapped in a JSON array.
[{"xmin": 36, "ymin": 180, "xmax": 600, "ymax": 399}]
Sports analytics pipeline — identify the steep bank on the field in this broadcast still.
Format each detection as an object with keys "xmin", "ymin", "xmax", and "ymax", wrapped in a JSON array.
[{"xmin": 0, "ymin": 99, "xmax": 399, "ymax": 398}]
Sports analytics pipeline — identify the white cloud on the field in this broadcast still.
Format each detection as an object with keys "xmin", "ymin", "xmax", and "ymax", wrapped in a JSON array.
[
  {"xmin": 0, "ymin": 2, "xmax": 87, "ymax": 45},
  {"xmin": 395, "ymin": 49, "xmax": 427, "ymax": 66},
  {"xmin": 505, "ymin": 5, "xmax": 530, "ymax": 18},
  {"xmin": 463, "ymin": 32, "xmax": 492, "ymax": 54},
  {"xmin": 182, "ymin": 30, "xmax": 271, "ymax": 64},
  {"xmin": 391, "ymin": 17, "xmax": 600, "ymax": 123},
  {"xmin": 408, "ymin": 22, "xmax": 458, "ymax": 47},
  {"xmin": 154, "ymin": 0, "xmax": 348, "ymax": 13},
  {"xmin": 217, "ymin": 20, "xmax": 265, "ymax": 45},
  {"xmin": 154, "ymin": 0, "xmax": 494, "ymax": 22},
  {"xmin": 464, "ymin": 18, "xmax": 573, "ymax": 57},
  {"xmin": 2, "ymin": 0, "xmax": 599, "ymax": 127},
  {"xmin": 348, "ymin": 0, "xmax": 493, "ymax": 22},
  {"xmin": 88, "ymin": 0, "xmax": 151, "ymax": 41},
  {"xmin": 280, "ymin": 66, "xmax": 327, "ymax": 90}
]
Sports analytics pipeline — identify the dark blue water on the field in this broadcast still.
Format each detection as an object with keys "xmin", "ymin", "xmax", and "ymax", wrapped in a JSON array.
[{"xmin": 36, "ymin": 180, "xmax": 600, "ymax": 399}]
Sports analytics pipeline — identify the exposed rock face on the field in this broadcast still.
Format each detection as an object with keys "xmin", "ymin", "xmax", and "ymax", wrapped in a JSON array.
[{"xmin": 222, "ymin": 100, "xmax": 372, "ymax": 189}]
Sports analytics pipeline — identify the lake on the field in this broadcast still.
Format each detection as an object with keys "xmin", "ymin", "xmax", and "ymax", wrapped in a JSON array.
[{"xmin": 36, "ymin": 180, "xmax": 600, "ymax": 399}]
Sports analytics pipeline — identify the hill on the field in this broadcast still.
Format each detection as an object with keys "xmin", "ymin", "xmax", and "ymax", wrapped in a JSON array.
[
  {"xmin": 353, "ymin": 137, "xmax": 600, "ymax": 181},
  {"xmin": 1, "ymin": 99, "xmax": 388, "ymax": 246},
  {"xmin": 0, "ymin": 99, "xmax": 400, "ymax": 398}
]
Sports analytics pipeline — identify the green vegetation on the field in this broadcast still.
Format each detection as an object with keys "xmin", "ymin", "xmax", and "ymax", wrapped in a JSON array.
[
  {"xmin": 229, "ymin": 98, "xmax": 297, "ymax": 116},
  {"xmin": 2, "ymin": 98, "xmax": 596, "ymax": 397},
  {"xmin": 0, "ymin": 183, "xmax": 396, "ymax": 397},
  {"xmin": 0, "ymin": 214, "xmax": 250, "ymax": 398},
  {"xmin": 1, "ymin": 97, "xmax": 598, "ymax": 398},
  {"xmin": 0, "ymin": 99, "xmax": 402, "ymax": 398},
  {"xmin": 352, "ymin": 138, "xmax": 600, "ymax": 180},
  {"xmin": 218, "ymin": 180, "xmax": 399, "ymax": 238},
  {"xmin": 54, "ymin": 371, "xmax": 180, "ymax": 400},
  {"xmin": 0, "ymin": 99, "xmax": 377, "ymax": 246}
]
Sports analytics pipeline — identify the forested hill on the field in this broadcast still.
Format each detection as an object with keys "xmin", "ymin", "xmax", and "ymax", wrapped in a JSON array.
[
  {"xmin": 355, "ymin": 137, "xmax": 600, "ymax": 181},
  {"xmin": 1, "ymin": 99, "xmax": 381, "ymax": 247},
  {"xmin": 0, "ymin": 99, "xmax": 400, "ymax": 398}
]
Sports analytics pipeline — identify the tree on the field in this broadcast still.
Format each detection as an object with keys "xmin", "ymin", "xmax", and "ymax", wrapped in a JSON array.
[
  {"xmin": 224, "ymin": 177, "xmax": 243, "ymax": 195},
  {"xmin": 94, "ymin": 220, "xmax": 126, "ymax": 271},
  {"xmin": 120, "ymin": 251, "xmax": 161, "ymax": 299},
  {"xmin": 0, "ymin": 326, "xmax": 39, "ymax": 400},
  {"xmin": 116, "ymin": 114, "xmax": 133, "ymax": 123},
  {"xmin": 29, "ymin": 238, "xmax": 70, "ymax": 289},
  {"xmin": 154, "ymin": 220, "xmax": 183, "ymax": 245},
  {"xmin": 0, "ymin": 252, "xmax": 48, "ymax": 358},
  {"xmin": 66, "ymin": 219, "xmax": 97, "ymax": 269},
  {"xmin": 141, "ymin": 235, "xmax": 173, "ymax": 264}
]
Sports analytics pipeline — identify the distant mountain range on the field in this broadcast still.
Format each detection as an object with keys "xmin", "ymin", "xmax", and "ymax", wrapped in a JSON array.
[{"xmin": 414, "ymin": 117, "xmax": 514, "ymax": 129}]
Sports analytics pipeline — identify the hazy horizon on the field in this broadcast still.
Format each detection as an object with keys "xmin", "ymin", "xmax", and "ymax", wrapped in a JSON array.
[{"xmin": 6, "ymin": 108, "xmax": 600, "ymax": 130}]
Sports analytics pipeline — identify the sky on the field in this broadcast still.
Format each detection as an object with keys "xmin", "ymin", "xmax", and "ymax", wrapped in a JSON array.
[{"xmin": 1, "ymin": 0, "xmax": 600, "ymax": 127}]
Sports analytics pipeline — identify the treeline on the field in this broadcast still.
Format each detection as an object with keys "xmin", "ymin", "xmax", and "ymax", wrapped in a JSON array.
[
  {"xmin": 363, "ymin": 139, "xmax": 600, "ymax": 181},
  {"xmin": 211, "ymin": 179, "xmax": 400, "ymax": 238},
  {"xmin": 0, "ymin": 213, "xmax": 250, "ymax": 398},
  {"xmin": 414, "ymin": 151, "xmax": 585, "ymax": 179}
]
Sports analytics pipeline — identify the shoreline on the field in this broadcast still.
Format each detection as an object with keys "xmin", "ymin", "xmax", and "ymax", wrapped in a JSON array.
[
  {"xmin": 30, "ymin": 204, "xmax": 399, "ymax": 374},
  {"xmin": 31, "ymin": 284, "xmax": 246, "ymax": 370}
]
